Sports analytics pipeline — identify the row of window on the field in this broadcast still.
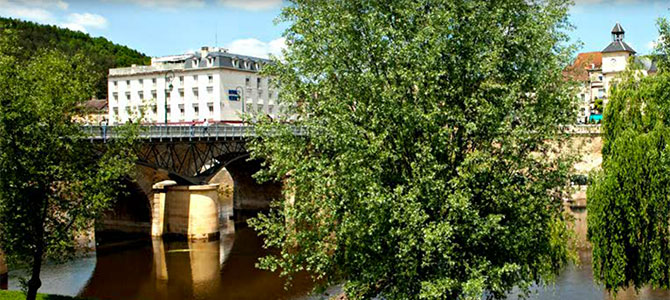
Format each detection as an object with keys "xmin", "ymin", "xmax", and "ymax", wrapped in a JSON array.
[{"xmin": 111, "ymin": 75, "xmax": 215, "ymax": 89}]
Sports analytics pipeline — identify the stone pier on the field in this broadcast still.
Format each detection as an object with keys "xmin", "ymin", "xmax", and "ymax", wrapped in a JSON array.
[{"xmin": 152, "ymin": 182, "xmax": 221, "ymax": 240}]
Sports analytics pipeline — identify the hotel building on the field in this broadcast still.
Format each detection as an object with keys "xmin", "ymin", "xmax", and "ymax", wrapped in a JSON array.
[{"xmin": 107, "ymin": 47, "xmax": 278, "ymax": 124}]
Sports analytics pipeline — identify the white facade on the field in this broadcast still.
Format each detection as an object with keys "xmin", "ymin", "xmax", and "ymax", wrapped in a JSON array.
[{"xmin": 107, "ymin": 47, "xmax": 279, "ymax": 124}]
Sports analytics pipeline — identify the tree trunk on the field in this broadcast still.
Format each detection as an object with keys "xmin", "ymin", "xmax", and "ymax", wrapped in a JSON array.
[{"xmin": 25, "ymin": 244, "xmax": 43, "ymax": 300}]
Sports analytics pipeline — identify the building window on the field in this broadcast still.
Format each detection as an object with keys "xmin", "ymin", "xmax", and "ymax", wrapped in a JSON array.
[
  {"xmin": 193, "ymin": 87, "xmax": 199, "ymax": 97},
  {"xmin": 598, "ymin": 75, "xmax": 603, "ymax": 81},
  {"xmin": 113, "ymin": 107, "xmax": 118, "ymax": 115},
  {"xmin": 179, "ymin": 88, "xmax": 184, "ymax": 98},
  {"xmin": 598, "ymin": 88, "xmax": 605, "ymax": 98},
  {"xmin": 125, "ymin": 107, "xmax": 131, "ymax": 114},
  {"xmin": 151, "ymin": 105, "xmax": 157, "ymax": 115},
  {"xmin": 139, "ymin": 79, "xmax": 144, "ymax": 85},
  {"xmin": 112, "ymin": 92, "xmax": 118, "ymax": 101},
  {"xmin": 152, "ymin": 78, "xmax": 156, "ymax": 86},
  {"xmin": 151, "ymin": 90, "xmax": 157, "ymax": 99},
  {"xmin": 208, "ymin": 75, "xmax": 213, "ymax": 84},
  {"xmin": 112, "ymin": 81, "xmax": 117, "ymax": 87},
  {"xmin": 125, "ymin": 91, "xmax": 131, "ymax": 99},
  {"xmin": 245, "ymin": 77, "xmax": 250, "ymax": 87},
  {"xmin": 258, "ymin": 90, "xmax": 262, "ymax": 98},
  {"xmin": 257, "ymin": 77, "xmax": 261, "ymax": 88},
  {"xmin": 208, "ymin": 104, "xmax": 214, "ymax": 115},
  {"xmin": 178, "ymin": 104, "xmax": 185, "ymax": 118},
  {"xmin": 179, "ymin": 76, "xmax": 184, "ymax": 85},
  {"xmin": 138, "ymin": 91, "xmax": 144, "ymax": 99},
  {"xmin": 126, "ymin": 80, "xmax": 130, "ymax": 86},
  {"xmin": 166, "ymin": 107, "xmax": 171, "ymax": 115},
  {"xmin": 193, "ymin": 104, "xmax": 199, "ymax": 115}
]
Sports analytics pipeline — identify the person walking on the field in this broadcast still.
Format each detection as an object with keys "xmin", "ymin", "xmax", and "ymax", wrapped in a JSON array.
[
  {"xmin": 203, "ymin": 118, "xmax": 210, "ymax": 136},
  {"xmin": 100, "ymin": 117, "xmax": 108, "ymax": 142}
]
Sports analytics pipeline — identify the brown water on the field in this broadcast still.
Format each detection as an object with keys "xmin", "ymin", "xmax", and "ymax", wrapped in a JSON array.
[
  {"xmin": 7, "ymin": 225, "xmax": 321, "ymax": 300},
  {"xmin": 6, "ymin": 228, "xmax": 670, "ymax": 300}
]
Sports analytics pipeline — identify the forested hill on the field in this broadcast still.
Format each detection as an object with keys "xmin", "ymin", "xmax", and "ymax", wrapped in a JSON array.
[{"xmin": 0, "ymin": 17, "xmax": 151, "ymax": 99}]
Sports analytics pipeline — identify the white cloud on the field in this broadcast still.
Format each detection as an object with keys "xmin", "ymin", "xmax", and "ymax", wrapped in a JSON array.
[
  {"xmin": 14, "ymin": 0, "xmax": 68, "ymax": 10},
  {"xmin": 219, "ymin": 0, "xmax": 282, "ymax": 11},
  {"xmin": 103, "ymin": 0, "xmax": 205, "ymax": 9},
  {"xmin": 66, "ymin": 12, "xmax": 107, "ymax": 29},
  {"xmin": 0, "ymin": 1, "xmax": 109, "ymax": 33},
  {"xmin": 60, "ymin": 21, "xmax": 85, "ymax": 32},
  {"xmin": 227, "ymin": 37, "xmax": 286, "ymax": 59},
  {"xmin": 0, "ymin": 0, "xmax": 55, "ymax": 22}
]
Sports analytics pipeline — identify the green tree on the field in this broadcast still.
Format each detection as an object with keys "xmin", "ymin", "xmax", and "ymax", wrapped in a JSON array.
[
  {"xmin": 0, "ymin": 17, "xmax": 150, "ymax": 99},
  {"xmin": 593, "ymin": 98, "xmax": 604, "ymax": 115},
  {"xmin": 587, "ymin": 18, "xmax": 670, "ymax": 295},
  {"xmin": 0, "ymin": 33, "xmax": 138, "ymax": 300},
  {"xmin": 248, "ymin": 1, "xmax": 578, "ymax": 299}
]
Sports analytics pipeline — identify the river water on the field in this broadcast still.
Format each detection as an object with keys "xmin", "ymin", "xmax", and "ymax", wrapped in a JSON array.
[{"xmin": 4, "ymin": 225, "xmax": 670, "ymax": 300}]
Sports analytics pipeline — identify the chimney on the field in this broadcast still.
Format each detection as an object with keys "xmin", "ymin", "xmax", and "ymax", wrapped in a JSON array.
[{"xmin": 201, "ymin": 46, "xmax": 209, "ymax": 58}]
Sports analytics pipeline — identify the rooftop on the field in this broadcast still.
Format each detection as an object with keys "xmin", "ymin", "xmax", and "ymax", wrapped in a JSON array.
[
  {"xmin": 602, "ymin": 40, "xmax": 636, "ymax": 54},
  {"xmin": 110, "ymin": 46, "xmax": 271, "ymax": 77}
]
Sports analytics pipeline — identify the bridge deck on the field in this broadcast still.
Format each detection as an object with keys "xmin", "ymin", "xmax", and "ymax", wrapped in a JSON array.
[{"xmin": 82, "ymin": 124, "xmax": 306, "ymax": 141}]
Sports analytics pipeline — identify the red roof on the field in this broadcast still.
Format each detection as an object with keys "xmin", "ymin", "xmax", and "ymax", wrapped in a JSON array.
[{"xmin": 564, "ymin": 52, "xmax": 602, "ymax": 81}]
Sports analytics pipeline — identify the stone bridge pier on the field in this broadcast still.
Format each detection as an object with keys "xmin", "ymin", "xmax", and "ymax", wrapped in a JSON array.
[{"xmin": 98, "ymin": 145, "xmax": 282, "ymax": 241}]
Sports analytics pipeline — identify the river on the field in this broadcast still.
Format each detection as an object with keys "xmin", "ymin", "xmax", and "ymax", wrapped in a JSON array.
[{"xmin": 4, "ymin": 225, "xmax": 670, "ymax": 299}]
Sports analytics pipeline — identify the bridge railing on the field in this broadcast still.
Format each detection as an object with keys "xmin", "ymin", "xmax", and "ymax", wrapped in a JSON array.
[{"xmin": 81, "ymin": 124, "xmax": 307, "ymax": 141}]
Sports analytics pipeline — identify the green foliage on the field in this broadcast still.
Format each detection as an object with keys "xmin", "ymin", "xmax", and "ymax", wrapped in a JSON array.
[
  {"xmin": 588, "ymin": 21, "xmax": 670, "ymax": 292},
  {"xmin": 248, "ymin": 1, "xmax": 579, "ymax": 299},
  {"xmin": 593, "ymin": 98, "xmax": 604, "ymax": 114},
  {"xmin": 0, "ymin": 17, "xmax": 150, "ymax": 99},
  {"xmin": 0, "ymin": 34, "xmax": 138, "ymax": 299},
  {"xmin": 0, "ymin": 290, "xmax": 90, "ymax": 300}
]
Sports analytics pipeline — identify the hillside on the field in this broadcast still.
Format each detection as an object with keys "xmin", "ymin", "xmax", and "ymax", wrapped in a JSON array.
[{"xmin": 0, "ymin": 17, "xmax": 151, "ymax": 99}]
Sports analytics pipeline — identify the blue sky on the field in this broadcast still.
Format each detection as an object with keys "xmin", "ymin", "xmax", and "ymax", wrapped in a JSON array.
[{"xmin": 0, "ymin": 0, "xmax": 669, "ymax": 58}]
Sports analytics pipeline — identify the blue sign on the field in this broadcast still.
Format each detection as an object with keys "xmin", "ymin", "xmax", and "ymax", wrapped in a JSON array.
[
  {"xmin": 229, "ymin": 95, "xmax": 239, "ymax": 101},
  {"xmin": 228, "ymin": 89, "xmax": 238, "ymax": 95}
]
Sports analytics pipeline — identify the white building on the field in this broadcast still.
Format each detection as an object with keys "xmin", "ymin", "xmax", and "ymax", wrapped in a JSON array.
[
  {"xmin": 570, "ymin": 23, "xmax": 657, "ymax": 123},
  {"xmin": 107, "ymin": 47, "xmax": 279, "ymax": 124}
]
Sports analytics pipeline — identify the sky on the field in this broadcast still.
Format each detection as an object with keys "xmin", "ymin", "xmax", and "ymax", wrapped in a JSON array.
[{"xmin": 0, "ymin": 0, "xmax": 669, "ymax": 59}]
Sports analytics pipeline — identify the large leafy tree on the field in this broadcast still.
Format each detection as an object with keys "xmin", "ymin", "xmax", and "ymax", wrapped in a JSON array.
[
  {"xmin": 249, "ymin": 1, "xmax": 578, "ymax": 299},
  {"xmin": 587, "ymin": 18, "xmax": 670, "ymax": 295},
  {"xmin": 0, "ymin": 32, "xmax": 138, "ymax": 300}
]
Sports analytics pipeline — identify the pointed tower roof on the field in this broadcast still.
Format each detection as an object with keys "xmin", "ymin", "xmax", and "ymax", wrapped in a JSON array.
[{"xmin": 603, "ymin": 23, "xmax": 635, "ymax": 54}]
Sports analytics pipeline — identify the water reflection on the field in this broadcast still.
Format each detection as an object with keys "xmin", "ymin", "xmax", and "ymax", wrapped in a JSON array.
[
  {"xmin": 77, "ymin": 226, "xmax": 315, "ymax": 300},
  {"xmin": 508, "ymin": 251, "xmax": 670, "ymax": 300}
]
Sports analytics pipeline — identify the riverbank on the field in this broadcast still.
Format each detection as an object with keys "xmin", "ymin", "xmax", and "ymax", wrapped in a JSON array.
[{"xmin": 0, "ymin": 290, "xmax": 88, "ymax": 300}]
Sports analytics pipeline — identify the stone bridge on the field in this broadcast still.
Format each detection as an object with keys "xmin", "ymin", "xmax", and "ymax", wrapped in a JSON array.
[{"xmin": 82, "ymin": 125, "xmax": 298, "ymax": 241}]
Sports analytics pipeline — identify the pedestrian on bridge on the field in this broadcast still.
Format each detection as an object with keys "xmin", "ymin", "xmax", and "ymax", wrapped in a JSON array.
[
  {"xmin": 100, "ymin": 118, "xmax": 108, "ymax": 142},
  {"xmin": 203, "ymin": 118, "xmax": 209, "ymax": 136}
]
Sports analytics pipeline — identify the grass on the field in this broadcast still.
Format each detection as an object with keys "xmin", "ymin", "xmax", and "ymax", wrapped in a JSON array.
[{"xmin": 0, "ymin": 290, "xmax": 88, "ymax": 300}]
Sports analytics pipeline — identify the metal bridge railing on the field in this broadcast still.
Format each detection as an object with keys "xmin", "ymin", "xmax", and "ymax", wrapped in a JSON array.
[{"xmin": 81, "ymin": 124, "xmax": 307, "ymax": 141}]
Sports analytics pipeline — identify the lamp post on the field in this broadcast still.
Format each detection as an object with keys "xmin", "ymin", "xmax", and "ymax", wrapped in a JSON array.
[
  {"xmin": 164, "ymin": 70, "xmax": 175, "ymax": 125},
  {"xmin": 236, "ymin": 86, "xmax": 245, "ymax": 113}
]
